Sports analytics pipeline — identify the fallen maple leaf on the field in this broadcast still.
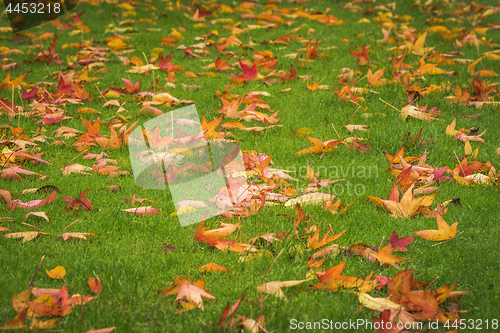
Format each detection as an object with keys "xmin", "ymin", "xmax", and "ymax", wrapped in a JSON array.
[
  {"xmin": 1, "ymin": 307, "xmax": 28, "ymax": 330},
  {"xmin": 63, "ymin": 190, "xmax": 93, "ymax": 211},
  {"xmin": 218, "ymin": 289, "xmax": 246, "ymax": 328},
  {"xmin": 374, "ymin": 183, "xmax": 437, "ymax": 218},
  {"xmin": 312, "ymin": 261, "xmax": 379, "ymax": 293},
  {"xmin": 175, "ymin": 284, "xmax": 215, "ymax": 310},
  {"xmin": 369, "ymin": 245, "xmax": 409, "ymax": 267},
  {"xmin": 412, "ymin": 215, "xmax": 459, "ymax": 241},
  {"xmin": 295, "ymin": 135, "xmax": 344, "ymax": 156},
  {"xmin": 387, "ymin": 231, "xmax": 414, "ymax": 251},
  {"xmin": 307, "ymin": 225, "xmax": 344, "ymax": 249},
  {"xmin": 349, "ymin": 45, "xmax": 370, "ymax": 66}
]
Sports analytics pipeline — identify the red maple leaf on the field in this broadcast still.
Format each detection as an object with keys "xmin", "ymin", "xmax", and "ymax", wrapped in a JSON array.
[
  {"xmin": 349, "ymin": 45, "xmax": 370, "ymax": 66},
  {"xmin": 387, "ymin": 231, "xmax": 414, "ymax": 252},
  {"xmin": 277, "ymin": 65, "xmax": 297, "ymax": 83}
]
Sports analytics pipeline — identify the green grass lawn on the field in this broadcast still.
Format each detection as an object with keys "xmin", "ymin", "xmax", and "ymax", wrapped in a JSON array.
[{"xmin": 1, "ymin": 0, "xmax": 500, "ymax": 332}]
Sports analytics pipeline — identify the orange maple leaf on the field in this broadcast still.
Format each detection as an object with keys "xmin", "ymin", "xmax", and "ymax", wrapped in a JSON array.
[
  {"xmin": 295, "ymin": 135, "xmax": 344, "ymax": 156},
  {"xmin": 194, "ymin": 220, "xmax": 240, "ymax": 245},
  {"xmin": 369, "ymin": 245, "xmax": 409, "ymax": 267}
]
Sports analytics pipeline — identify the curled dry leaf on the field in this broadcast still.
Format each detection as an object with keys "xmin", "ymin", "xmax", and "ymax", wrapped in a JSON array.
[
  {"xmin": 61, "ymin": 164, "xmax": 93, "ymax": 176},
  {"xmin": 256, "ymin": 278, "xmax": 313, "ymax": 298},
  {"xmin": 0, "ymin": 189, "xmax": 12, "ymax": 202},
  {"xmin": 214, "ymin": 239, "xmax": 258, "ymax": 253},
  {"xmin": 284, "ymin": 192, "xmax": 335, "ymax": 207},
  {"xmin": 85, "ymin": 328, "xmax": 116, "ymax": 333},
  {"xmin": 24, "ymin": 212, "xmax": 49, "ymax": 223},
  {"xmin": 61, "ymin": 232, "xmax": 99, "ymax": 241},
  {"xmin": 88, "ymin": 276, "xmax": 103, "ymax": 295},
  {"xmin": 46, "ymin": 266, "xmax": 66, "ymax": 279},
  {"xmin": 122, "ymin": 206, "xmax": 160, "ymax": 215},
  {"xmin": 7, "ymin": 190, "xmax": 57, "ymax": 211},
  {"xmin": 345, "ymin": 125, "xmax": 369, "ymax": 132},
  {"xmin": 399, "ymin": 105, "xmax": 439, "ymax": 121},
  {"xmin": 199, "ymin": 263, "xmax": 231, "ymax": 274},
  {"xmin": 194, "ymin": 220, "xmax": 240, "ymax": 244},
  {"xmin": 4, "ymin": 231, "xmax": 48, "ymax": 243},
  {"xmin": 358, "ymin": 292, "xmax": 404, "ymax": 311}
]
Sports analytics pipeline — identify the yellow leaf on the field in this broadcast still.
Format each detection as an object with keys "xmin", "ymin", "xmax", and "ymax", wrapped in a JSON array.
[
  {"xmin": 358, "ymin": 292, "xmax": 404, "ymax": 310},
  {"xmin": 369, "ymin": 245, "xmax": 408, "ymax": 266},
  {"xmin": 427, "ymin": 26, "xmax": 450, "ymax": 34},
  {"xmin": 130, "ymin": 57, "xmax": 144, "ymax": 66},
  {"xmin": 307, "ymin": 79, "xmax": 319, "ymax": 91},
  {"xmin": 357, "ymin": 18, "xmax": 371, "ymax": 23},
  {"xmin": 117, "ymin": 3, "xmax": 134, "ymax": 10},
  {"xmin": 412, "ymin": 215, "xmax": 459, "ymax": 241},
  {"xmin": 107, "ymin": 39, "xmax": 128, "ymax": 50},
  {"xmin": 464, "ymin": 138, "xmax": 472, "ymax": 156},
  {"xmin": 46, "ymin": 266, "xmax": 66, "ymax": 279}
]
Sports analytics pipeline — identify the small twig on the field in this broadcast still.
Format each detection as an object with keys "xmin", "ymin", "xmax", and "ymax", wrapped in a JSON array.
[
  {"xmin": 331, "ymin": 124, "xmax": 340, "ymax": 139},
  {"xmin": 44, "ymin": 64, "xmax": 53, "ymax": 79},
  {"xmin": 379, "ymin": 98, "xmax": 399, "ymax": 111},
  {"xmin": 432, "ymin": 238, "xmax": 453, "ymax": 247},
  {"xmin": 119, "ymin": 155, "xmax": 131, "ymax": 173},
  {"xmin": 426, "ymin": 275, "xmax": 440, "ymax": 288},
  {"xmin": 147, "ymin": 75, "xmax": 160, "ymax": 92},
  {"xmin": 29, "ymin": 255, "xmax": 45, "ymax": 288},
  {"xmin": 260, "ymin": 248, "xmax": 284, "ymax": 285},
  {"xmin": 63, "ymin": 149, "xmax": 90, "ymax": 168},
  {"xmin": 22, "ymin": 222, "xmax": 39, "ymax": 231},
  {"xmin": 80, "ymin": 299, "xmax": 84, "ymax": 333},
  {"xmin": 62, "ymin": 219, "xmax": 80, "ymax": 233},
  {"xmin": 452, "ymin": 150, "xmax": 466, "ymax": 176},
  {"xmin": 345, "ymin": 105, "xmax": 361, "ymax": 126},
  {"xmin": 320, "ymin": 123, "xmax": 328, "ymax": 139},
  {"xmin": 378, "ymin": 236, "xmax": 385, "ymax": 250},
  {"xmin": 255, "ymin": 142, "xmax": 265, "ymax": 177},
  {"xmin": 95, "ymin": 85, "xmax": 108, "ymax": 101},
  {"xmin": 134, "ymin": 199, "xmax": 146, "ymax": 214}
]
